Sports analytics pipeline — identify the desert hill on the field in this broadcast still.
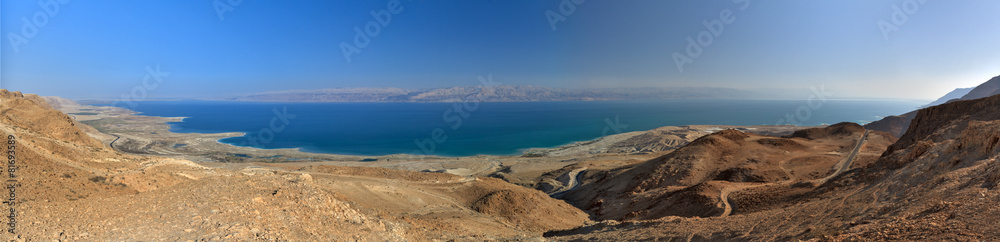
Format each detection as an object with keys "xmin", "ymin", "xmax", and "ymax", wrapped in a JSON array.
[
  {"xmin": 821, "ymin": 92, "xmax": 1000, "ymax": 239},
  {"xmin": 864, "ymin": 112, "xmax": 917, "ymax": 137},
  {"xmin": 0, "ymin": 90, "xmax": 141, "ymax": 204},
  {"xmin": 559, "ymin": 123, "xmax": 893, "ymax": 221},
  {"xmin": 548, "ymin": 93, "xmax": 1000, "ymax": 240},
  {"xmin": 0, "ymin": 89, "xmax": 590, "ymax": 240}
]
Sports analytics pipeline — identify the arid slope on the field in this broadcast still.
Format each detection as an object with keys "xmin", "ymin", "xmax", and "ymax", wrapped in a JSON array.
[
  {"xmin": 548, "ymin": 94, "xmax": 1000, "ymax": 241},
  {"xmin": 561, "ymin": 123, "xmax": 884, "ymax": 221},
  {"xmin": 1, "ymin": 89, "xmax": 589, "ymax": 240}
]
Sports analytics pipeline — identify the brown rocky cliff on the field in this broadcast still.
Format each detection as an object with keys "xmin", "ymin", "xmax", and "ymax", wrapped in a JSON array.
[
  {"xmin": 817, "ymin": 91, "xmax": 1000, "ymax": 240},
  {"xmin": 866, "ymin": 75, "xmax": 1000, "ymax": 137},
  {"xmin": 883, "ymin": 93, "xmax": 1000, "ymax": 162}
]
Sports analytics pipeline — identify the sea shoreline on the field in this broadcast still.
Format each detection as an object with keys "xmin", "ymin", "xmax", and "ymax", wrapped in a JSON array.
[
  {"xmin": 103, "ymin": 104, "xmax": 810, "ymax": 158},
  {"xmin": 74, "ymin": 100, "xmax": 816, "ymax": 157},
  {"xmin": 49, "ymin": 95, "xmax": 814, "ymax": 186}
]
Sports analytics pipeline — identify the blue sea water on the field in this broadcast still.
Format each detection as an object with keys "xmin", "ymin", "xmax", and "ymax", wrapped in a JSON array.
[{"xmin": 116, "ymin": 100, "xmax": 924, "ymax": 156}]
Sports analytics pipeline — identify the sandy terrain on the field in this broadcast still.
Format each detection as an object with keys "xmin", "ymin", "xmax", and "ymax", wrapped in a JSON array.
[
  {"xmin": 556, "ymin": 123, "xmax": 891, "ymax": 221},
  {"xmin": 546, "ymin": 94, "xmax": 1000, "ymax": 241},
  {"xmin": 6, "ymin": 90, "xmax": 593, "ymax": 240},
  {"xmin": 10, "ymin": 90, "xmax": 999, "ymax": 240}
]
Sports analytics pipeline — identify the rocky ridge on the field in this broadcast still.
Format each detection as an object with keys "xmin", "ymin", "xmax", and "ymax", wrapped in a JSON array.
[{"xmin": 0, "ymin": 89, "xmax": 590, "ymax": 240}]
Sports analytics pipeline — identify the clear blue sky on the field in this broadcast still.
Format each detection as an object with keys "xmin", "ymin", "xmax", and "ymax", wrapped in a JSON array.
[{"xmin": 1, "ymin": 0, "xmax": 998, "ymax": 100}]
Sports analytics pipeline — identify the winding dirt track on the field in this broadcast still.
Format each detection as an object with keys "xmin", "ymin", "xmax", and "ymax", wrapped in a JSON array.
[
  {"xmin": 719, "ymin": 130, "xmax": 869, "ymax": 217},
  {"xmin": 720, "ymin": 182, "xmax": 768, "ymax": 217},
  {"xmin": 720, "ymin": 186, "xmax": 739, "ymax": 216}
]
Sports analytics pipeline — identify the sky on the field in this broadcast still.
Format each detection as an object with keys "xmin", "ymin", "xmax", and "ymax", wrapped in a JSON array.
[{"xmin": 1, "ymin": 0, "xmax": 998, "ymax": 100}]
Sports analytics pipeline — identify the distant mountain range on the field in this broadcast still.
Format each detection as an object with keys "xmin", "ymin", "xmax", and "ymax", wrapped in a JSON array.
[
  {"xmin": 228, "ymin": 86, "xmax": 779, "ymax": 102},
  {"xmin": 922, "ymin": 87, "xmax": 973, "ymax": 108}
]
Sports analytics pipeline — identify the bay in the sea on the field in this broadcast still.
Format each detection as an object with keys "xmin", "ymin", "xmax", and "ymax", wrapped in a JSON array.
[{"xmin": 117, "ymin": 100, "xmax": 924, "ymax": 156}]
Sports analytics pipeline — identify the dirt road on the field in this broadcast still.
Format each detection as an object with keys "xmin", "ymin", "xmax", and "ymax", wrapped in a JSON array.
[
  {"xmin": 549, "ymin": 168, "xmax": 586, "ymax": 198},
  {"xmin": 819, "ymin": 130, "xmax": 869, "ymax": 184},
  {"xmin": 720, "ymin": 130, "xmax": 869, "ymax": 217}
]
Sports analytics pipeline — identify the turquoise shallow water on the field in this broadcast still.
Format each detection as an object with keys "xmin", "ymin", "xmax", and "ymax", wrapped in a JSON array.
[{"xmin": 116, "ymin": 100, "xmax": 923, "ymax": 156}]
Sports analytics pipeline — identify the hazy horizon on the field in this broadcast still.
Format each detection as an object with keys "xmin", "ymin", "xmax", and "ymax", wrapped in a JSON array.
[
  {"xmin": 65, "ymin": 85, "xmax": 937, "ymax": 102},
  {"xmin": 2, "ymin": 1, "xmax": 999, "ymax": 100}
]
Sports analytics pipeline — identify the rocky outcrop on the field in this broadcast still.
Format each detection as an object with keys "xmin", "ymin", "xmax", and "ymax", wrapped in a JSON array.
[
  {"xmin": 867, "ymin": 75, "xmax": 1000, "ymax": 137},
  {"xmin": 878, "ymin": 93, "xmax": 1000, "ymax": 169}
]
